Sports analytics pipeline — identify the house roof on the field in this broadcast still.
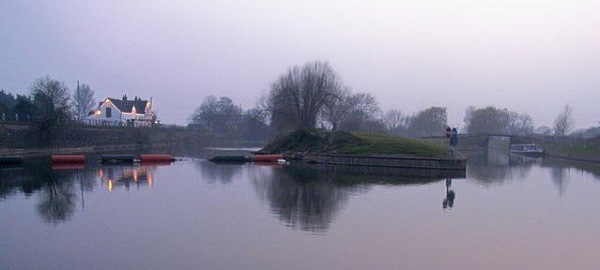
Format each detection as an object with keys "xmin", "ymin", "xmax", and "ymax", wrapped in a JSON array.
[{"xmin": 107, "ymin": 98, "xmax": 149, "ymax": 114}]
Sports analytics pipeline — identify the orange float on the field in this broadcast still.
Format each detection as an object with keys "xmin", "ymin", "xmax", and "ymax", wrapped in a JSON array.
[
  {"xmin": 139, "ymin": 154, "xmax": 174, "ymax": 163},
  {"xmin": 51, "ymin": 155, "xmax": 86, "ymax": 164},
  {"xmin": 250, "ymin": 154, "xmax": 284, "ymax": 162}
]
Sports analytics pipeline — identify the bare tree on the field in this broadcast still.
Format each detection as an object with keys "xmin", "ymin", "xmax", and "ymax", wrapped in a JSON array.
[
  {"xmin": 320, "ymin": 87, "xmax": 351, "ymax": 130},
  {"xmin": 266, "ymin": 61, "xmax": 342, "ymax": 133},
  {"xmin": 338, "ymin": 93, "xmax": 384, "ymax": 132},
  {"xmin": 383, "ymin": 109, "xmax": 410, "ymax": 135},
  {"xmin": 554, "ymin": 105, "xmax": 574, "ymax": 136},
  {"xmin": 31, "ymin": 76, "xmax": 71, "ymax": 130},
  {"xmin": 507, "ymin": 112, "xmax": 535, "ymax": 136},
  {"xmin": 72, "ymin": 81, "xmax": 95, "ymax": 120},
  {"xmin": 407, "ymin": 107, "xmax": 447, "ymax": 137}
]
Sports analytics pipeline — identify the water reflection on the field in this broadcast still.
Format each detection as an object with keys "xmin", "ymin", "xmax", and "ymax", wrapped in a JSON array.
[
  {"xmin": 487, "ymin": 149, "xmax": 509, "ymax": 166},
  {"xmin": 540, "ymin": 157, "xmax": 600, "ymax": 197},
  {"xmin": 467, "ymin": 151, "xmax": 537, "ymax": 185},
  {"xmin": 0, "ymin": 161, "xmax": 163, "ymax": 224},
  {"xmin": 550, "ymin": 166, "xmax": 569, "ymax": 197},
  {"xmin": 466, "ymin": 150, "xmax": 600, "ymax": 198},
  {"xmin": 251, "ymin": 165, "xmax": 354, "ymax": 233},
  {"xmin": 36, "ymin": 171, "xmax": 76, "ymax": 223},
  {"xmin": 97, "ymin": 165, "xmax": 155, "ymax": 191},
  {"xmin": 249, "ymin": 164, "xmax": 448, "ymax": 233},
  {"xmin": 194, "ymin": 160, "xmax": 243, "ymax": 184},
  {"xmin": 442, "ymin": 178, "xmax": 456, "ymax": 209}
]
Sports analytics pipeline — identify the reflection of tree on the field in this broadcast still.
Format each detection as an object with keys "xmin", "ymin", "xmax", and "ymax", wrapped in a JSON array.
[
  {"xmin": 251, "ymin": 164, "xmax": 443, "ymax": 233},
  {"xmin": 251, "ymin": 166, "xmax": 351, "ymax": 233},
  {"xmin": 195, "ymin": 160, "xmax": 242, "ymax": 184},
  {"xmin": 1, "ymin": 160, "xmax": 98, "ymax": 224},
  {"xmin": 0, "ymin": 169, "xmax": 41, "ymax": 199},
  {"xmin": 36, "ymin": 173, "xmax": 76, "ymax": 224},
  {"xmin": 550, "ymin": 166, "xmax": 569, "ymax": 197},
  {"xmin": 75, "ymin": 169, "xmax": 97, "ymax": 192},
  {"xmin": 74, "ymin": 169, "xmax": 97, "ymax": 210},
  {"xmin": 543, "ymin": 157, "xmax": 600, "ymax": 181},
  {"xmin": 4, "ymin": 162, "xmax": 167, "ymax": 224}
]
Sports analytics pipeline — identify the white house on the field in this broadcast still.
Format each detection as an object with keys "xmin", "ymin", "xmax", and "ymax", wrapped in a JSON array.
[{"xmin": 84, "ymin": 95, "xmax": 157, "ymax": 126}]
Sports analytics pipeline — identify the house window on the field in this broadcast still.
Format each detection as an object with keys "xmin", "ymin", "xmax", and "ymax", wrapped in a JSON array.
[{"xmin": 106, "ymin": 107, "xmax": 112, "ymax": 118}]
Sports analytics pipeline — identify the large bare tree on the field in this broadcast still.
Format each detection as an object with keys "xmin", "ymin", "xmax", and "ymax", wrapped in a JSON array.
[
  {"xmin": 267, "ymin": 61, "xmax": 342, "ymax": 132},
  {"xmin": 72, "ymin": 81, "xmax": 95, "ymax": 120},
  {"xmin": 553, "ymin": 105, "xmax": 574, "ymax": 136}
]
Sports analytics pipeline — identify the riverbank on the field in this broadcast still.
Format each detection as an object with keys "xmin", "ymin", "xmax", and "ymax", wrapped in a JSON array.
[
  {"xmin": 0, "ymin": 123, "xmax": 264, "ymax": 157},
  {"xmin": 259, "ymin": 129, "xmax": 449, "ymax": 158},
  {"xmin": 454, "ymin": 134, "xmax": 600, "ymax": 163}
]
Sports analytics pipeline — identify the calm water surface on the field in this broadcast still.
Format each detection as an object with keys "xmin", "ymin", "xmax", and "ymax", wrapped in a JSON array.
[{"xmin": 1, "ymin": 150, "xmax": 600, "ymax": 270}]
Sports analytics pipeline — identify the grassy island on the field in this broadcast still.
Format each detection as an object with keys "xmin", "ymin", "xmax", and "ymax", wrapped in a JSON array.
[{"xmin": 259, "ymin": 129, "xmax": 448, "ymax": 158}]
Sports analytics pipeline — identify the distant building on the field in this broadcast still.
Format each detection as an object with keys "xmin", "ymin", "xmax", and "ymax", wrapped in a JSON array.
[{"xmin": 84, "ymin": 95, "xmax": 157, "ymax": 126}]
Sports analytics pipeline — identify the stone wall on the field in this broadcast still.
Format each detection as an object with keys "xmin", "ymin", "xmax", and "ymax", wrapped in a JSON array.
[
  {"xmin": 309, "ymin": 153, "xmax": 467, "ymax": 171},
  {"xmin": 0, "ymin": 123, "xmax": 212, "ymax": 150},
  {"xmin": 487, "ymin": 136, "xmax": 510, "ymax": 152}
]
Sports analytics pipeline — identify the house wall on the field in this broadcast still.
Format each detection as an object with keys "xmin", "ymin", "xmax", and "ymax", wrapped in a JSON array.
[
  {"xmin": 122, "ymin": 112, "xmax": 149, "ymax": 121},
  {"xmin": 85, "ymin": 100, "xmax": 122, "ymax": 123},
  {"xmin": 103, "ymin": 102, "xmax": 122, "ymax": 122}
]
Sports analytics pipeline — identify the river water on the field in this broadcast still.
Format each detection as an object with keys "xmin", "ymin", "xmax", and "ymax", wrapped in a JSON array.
[{"xmin": 1, "ymin": 149, "xmax": 600, "ymax": 270}]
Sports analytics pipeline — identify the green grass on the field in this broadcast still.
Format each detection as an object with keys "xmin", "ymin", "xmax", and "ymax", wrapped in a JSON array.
[
  {"xmin": 542, "ymin": 138, "xmax": 600, "ymax": 159},
  {"xmin": 342, "ymin": 132, "xmax": 447, "ymax": 158},
  {"xmin": 260, "ymin": 129, "xmax": 448, "ymax": 158}
]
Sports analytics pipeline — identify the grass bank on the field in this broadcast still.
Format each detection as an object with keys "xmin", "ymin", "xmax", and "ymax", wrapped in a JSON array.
[
  {"xmin": 259, "ymin": 129, "xmax": 448, "ymax": 158},
  {"xmin": 540, "ymin": 136, "xmax": 600, "ymax": 162}
]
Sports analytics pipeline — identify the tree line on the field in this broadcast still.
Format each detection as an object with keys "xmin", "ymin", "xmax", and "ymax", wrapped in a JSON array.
[
  {"xmin": 0, "ymin": 76, "xmax": 96, "ymax": 130},
  {"xmin": 189, "ymin": 61, "xmax": 584, "ymax": 140},
  {"xmin": 3, "ymin": 63, "xmax": 585, "ymax": 139}
]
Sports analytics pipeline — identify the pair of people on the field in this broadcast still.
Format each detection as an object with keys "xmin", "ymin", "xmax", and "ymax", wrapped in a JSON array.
[{"xmin": 443, "ymin": 178, "xmax": 455, "ymax": 209}]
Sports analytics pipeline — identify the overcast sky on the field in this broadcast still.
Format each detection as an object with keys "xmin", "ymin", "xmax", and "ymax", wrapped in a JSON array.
[{"xmin": 1, "ymin": 0, "xmax": 599, "ymax": 129}]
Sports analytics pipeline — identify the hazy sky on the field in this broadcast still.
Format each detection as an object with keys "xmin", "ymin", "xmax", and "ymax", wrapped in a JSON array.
[{"xmin": 1, "ymin": 0, "xmax": 599, "ymax": 129}]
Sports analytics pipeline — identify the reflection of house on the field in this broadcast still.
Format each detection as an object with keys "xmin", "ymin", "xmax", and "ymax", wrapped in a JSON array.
[
  {"xmin": 84, "ymin": 95, "xmax": 157, "ymax": 126},
  {"xmin": 97, "ymin": 166, "xmax": 155, "ymax": 191}
]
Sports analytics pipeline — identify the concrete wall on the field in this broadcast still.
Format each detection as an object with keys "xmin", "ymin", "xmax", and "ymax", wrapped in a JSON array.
[
  {"xmin": 0, "ymin": 123, "xmax": 212, "ymax": 150},
  {"xmin": 309, "ymin": 153, "xmax": 466, "ymax": 171},
  {"xmin": 488, "ymin": 136, "xmax": 510, "ymax": 151},
  {"xmin": 307, "ymin": 162, "xmax": 466, "ymax": 178}
]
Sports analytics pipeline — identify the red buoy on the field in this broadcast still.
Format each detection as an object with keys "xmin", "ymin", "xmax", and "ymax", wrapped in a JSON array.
[
  {"xmin": 251, "ymin": 154, "xmax": 284, "ymax": 162},
  {"xmin": 139, "ymin": 154, "xmax": 173, "ymax": 163},
  {"xmin": 51, "ymin": 155, "xmax": 86, "ymax": 164}
]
